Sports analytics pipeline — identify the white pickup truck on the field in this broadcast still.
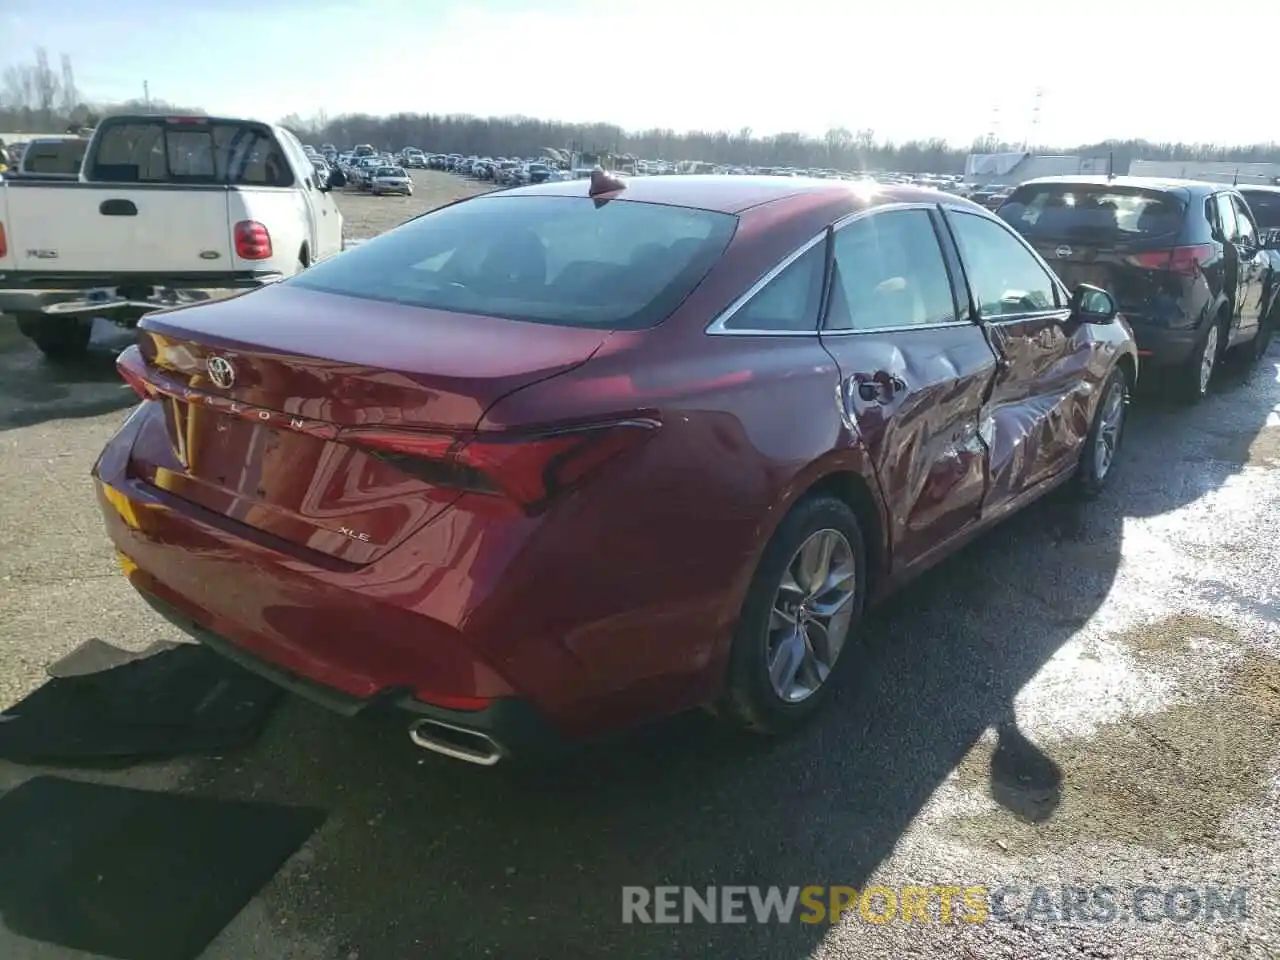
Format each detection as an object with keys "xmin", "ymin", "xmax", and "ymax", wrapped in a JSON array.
[{"xmin": 0, "ymin": 114, "xmax": 344, "ymax": 359}]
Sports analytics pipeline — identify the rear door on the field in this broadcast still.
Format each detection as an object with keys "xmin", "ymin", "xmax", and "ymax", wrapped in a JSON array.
[
  {"xmin": 819, "ymin": 205, "xmax": 998, "ymax": 571},
  {"xmin": 996, "ymin": 182, "xmax": 1192, "ymax": 318},
  {"xmin": 941, "ymin": 206, "xmax": 1087, "ymax": 508}
]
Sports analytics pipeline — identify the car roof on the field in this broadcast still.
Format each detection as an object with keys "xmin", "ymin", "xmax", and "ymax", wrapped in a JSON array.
[
  {"xmin": 1014, "ymin": 174, "xmax": 1225, "ymax": 197},
  {"xmin": 487, "ymin": 174, "xmax": 967, "ymax": 215},
  {"xmin": 1236, "ymin": 183, "xmax": 1280, "ymax": 194}
]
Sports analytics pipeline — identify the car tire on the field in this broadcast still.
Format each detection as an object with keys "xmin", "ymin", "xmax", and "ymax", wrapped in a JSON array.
[
  {"xmin": 718, "ymin": 495, "xmax": 867, "ymax": 736},
  {"xmin": 1171, "ymin": 312, "xmax": 1226, "ymax": 404},
  {"xmin": 1073, "ymin": 365, "xmax": 1129, "ymax": 499},
  {"xmin": 15, "ymin": 313, "xmax": 92, "ymax": 362},
  {"xmin": 1249, "ymin": 300, "xmax": 1276, "ymax": 363}
]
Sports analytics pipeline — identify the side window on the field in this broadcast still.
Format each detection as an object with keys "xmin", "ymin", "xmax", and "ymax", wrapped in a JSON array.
[
  {"xmin": 1215, "ymin": 194, "xmax": 1239, "ymax": 242},
  {"xmin": 947, "ymin": 211, "xmax": 1061, "ymax": 318},
  {"xmin": 825, "ymin": 209, "xmax": 958, "ymax": 331},
  {"xmin": 721, "ymin": 241, "xmax": 826, "ymax": 332},
  {"xmin": 1230, "ymin": 195, "xmax": 1258, "ymax": 247}
]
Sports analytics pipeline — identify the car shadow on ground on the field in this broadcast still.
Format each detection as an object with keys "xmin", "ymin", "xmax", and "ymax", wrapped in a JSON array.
[
  {"xmin": 173, "ymin": 350, "xmax": 1278, "ymax": 959},
  {"xmin": 0, "ymin": 318, "xmax": 137, "ymax": 431}
]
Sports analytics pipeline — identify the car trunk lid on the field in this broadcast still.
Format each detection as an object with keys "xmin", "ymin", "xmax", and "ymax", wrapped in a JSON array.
[{"xmin": 123, "ymin": 283, "xmax": 608, "ymax": 563}]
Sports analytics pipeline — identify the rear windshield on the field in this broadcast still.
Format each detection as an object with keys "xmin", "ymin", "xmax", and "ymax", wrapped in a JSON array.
[
  {"xmin": 377, "ymin": 167, "xmax": 404, "ymax": 176},
  {"xmin": 997, "ymin": 184, "xmax": 1186, "ymax": 242},
  {"xmin": 290, "ymin": 195, "xmax": 738, "ymax": 330},
  {"xmin": 87, "ymin": 118, "xmax": 293, "ymax": 186},
  {"xmin": 1239, "ymin": 191, "xmax": 1280, "ymax": 230}
]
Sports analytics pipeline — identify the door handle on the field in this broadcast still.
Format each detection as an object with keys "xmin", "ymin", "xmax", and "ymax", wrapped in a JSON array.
[{"xmin": 851, "ymin": 373, "xmax": 907, "ymax": 404}]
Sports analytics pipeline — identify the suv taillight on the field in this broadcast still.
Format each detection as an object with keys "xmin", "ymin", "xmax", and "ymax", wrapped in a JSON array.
[
  {"xmin": 1126, "ymin": 244, "xmax": 1214, "ymax": 277},
  {"xmin": 0, "ymin": 221, "xmax": 7, "ymax": 259},
  {"xmin": 234, "ymin": 220, "xmax": 272, "ymax": 261}
]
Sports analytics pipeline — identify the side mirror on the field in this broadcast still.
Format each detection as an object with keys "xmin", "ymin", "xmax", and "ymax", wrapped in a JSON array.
[{"xmin": 1070, "ymin": 284, "xmax": 1117, "ymax": 323}]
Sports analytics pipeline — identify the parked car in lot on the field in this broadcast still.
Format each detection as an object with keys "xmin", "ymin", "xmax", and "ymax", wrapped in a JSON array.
[
  {"xmin": 996, "ymin": 176, "xmax": 1279, "ymax": 401},
  {"xmin": 370, "ymin": 165, "xmax": 413, "ymax": 196},
  {"xmin": 98, "ymin": 176, "xmax": 1135, "ymax": 766},
  {"xmin": 0, "ymin": 114, "xmax": 344, "ymax": 360}
]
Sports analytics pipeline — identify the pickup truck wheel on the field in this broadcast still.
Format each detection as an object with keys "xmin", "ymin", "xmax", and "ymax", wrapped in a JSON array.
[{"xmin": 15, "ymin": 313, "xmax": 92, "ymax": 362}]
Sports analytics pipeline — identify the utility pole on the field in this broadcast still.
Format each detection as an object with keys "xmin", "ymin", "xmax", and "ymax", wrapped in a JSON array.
[{"xmin": 143, "ymin": 81, "xmax": 151, "ymax": 111}]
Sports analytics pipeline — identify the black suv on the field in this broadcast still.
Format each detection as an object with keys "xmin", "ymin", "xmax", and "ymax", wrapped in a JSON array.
[{"xmin": 996, "ymin": 176, "xmax": 1279, "ymax": 401}]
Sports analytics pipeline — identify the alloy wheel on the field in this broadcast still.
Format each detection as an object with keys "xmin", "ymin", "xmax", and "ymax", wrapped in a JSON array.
[
  {"xmin": 1093, "ymin": 379, "xmax": 1126, "ymax": 481},
  {"xmin": 765, "ymin": 528, "xmax": 858, "ymax": 703},
  {"xmin": 1199, "ymin": 324, "xmax": 1219, "ymax": 395}
]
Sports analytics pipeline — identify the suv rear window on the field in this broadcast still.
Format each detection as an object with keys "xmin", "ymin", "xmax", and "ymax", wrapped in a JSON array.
[
  {"xmin": 997, "ymin": 184, "xmax": 1186, "ymax": 243},
  {"xmin": 88, "ymin": 118, "xmax": 292, "ymax": 186},
  {"xmin": 1238, "ymin": 190, "xmax": 1280, "ymax": 230},
  {"xmin": 291, "ymin": 195, "xmax": 738, "ymax": 330}
]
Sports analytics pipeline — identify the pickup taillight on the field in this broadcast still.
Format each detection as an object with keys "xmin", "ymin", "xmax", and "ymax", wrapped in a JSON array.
[{"xmin": 234, "ymin": 220, "xmax": 272, "ymax": 261}]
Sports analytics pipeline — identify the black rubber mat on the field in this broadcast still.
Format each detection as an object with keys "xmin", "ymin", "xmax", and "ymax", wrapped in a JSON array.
[
  {"xmin": 0, "ymin": 776, "xmax": 325, "ymax": 960},
  {"xmin": 0, "ymin": 643, "xmax": 283, "ymax": 764}
]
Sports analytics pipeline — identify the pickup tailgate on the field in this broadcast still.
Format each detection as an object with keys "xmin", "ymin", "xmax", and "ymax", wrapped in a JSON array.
[{"xmin": 1, "ymin": 182, "xmax": 232, "ymax": 273}]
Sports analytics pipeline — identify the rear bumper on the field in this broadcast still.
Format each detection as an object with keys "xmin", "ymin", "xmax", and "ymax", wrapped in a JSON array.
[
  {"xmin": 91, "ymin": 402, "xmax": 603, "ymax": 751},
  {"xmin": 1124, "ymin": 308, "xmax": 1210, "ymax": 367},
  {"xmin": 0, "ymin": 270, "xmax": 285, "ymax": 319},
  {"xmin": 135, "ymin": 586, "xmax": 566, "ymax": 759}
]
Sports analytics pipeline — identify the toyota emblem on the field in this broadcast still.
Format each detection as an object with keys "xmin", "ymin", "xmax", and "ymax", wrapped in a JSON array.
[
  {"xmin": 207, "ymin": 356, "xmax": 236, "ymax": 389},
  {"xmin": 1055, "ymin": 245, "xmax": 1073, "ymax": 259}
]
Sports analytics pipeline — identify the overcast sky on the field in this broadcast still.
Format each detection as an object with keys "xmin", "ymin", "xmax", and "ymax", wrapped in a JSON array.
[{"xmin": 4, "ymin": 0, "xmax": 1274, "ymax": 148}]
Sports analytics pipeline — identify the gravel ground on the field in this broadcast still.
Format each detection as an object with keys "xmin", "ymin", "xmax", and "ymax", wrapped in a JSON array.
[
  {"xmin": 337, "ymin": 169, "xmax": 494, "ymax": 240},
  {"xmin": 1, "ymin": 176, "xmax": 1278, "ymax": 959}
]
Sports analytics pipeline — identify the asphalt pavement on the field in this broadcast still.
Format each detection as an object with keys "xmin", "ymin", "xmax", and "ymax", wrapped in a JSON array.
[{"xmin": 0, "ymin": 315, "xmax": 1278, "ymax": 960}]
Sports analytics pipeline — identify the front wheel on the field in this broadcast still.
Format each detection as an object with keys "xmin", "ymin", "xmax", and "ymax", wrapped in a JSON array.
[
  {"xmin": 15, "ymin": 313, "xmax": 92, "ymax": 362},
  {"xmin": 718, "ymin": 496, "xmax": 866, "ymax": 735},
  {"xmin": 1073, "ymin": 366, "xmax": 1129, "ymax": 499}
]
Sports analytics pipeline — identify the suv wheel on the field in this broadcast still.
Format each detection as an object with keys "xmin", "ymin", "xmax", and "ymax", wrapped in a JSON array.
[{"xmin": 1172, "ymin": 314, "xmax": 1225, "ymax": 403}]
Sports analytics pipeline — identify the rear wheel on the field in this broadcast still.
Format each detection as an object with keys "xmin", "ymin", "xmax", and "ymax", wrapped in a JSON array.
[
  {"xmin": 1249, "ymin": 301, "xmax": 1276, "ymax": 363},
  {"xmin": 718, "ymin": 496, "xmax": 866, "ymax": 735},
  {"xmin": 1170, "ymin": 313, "xmax": 1225, "ymax": 403},
  {"xmin": 15, "ymin": 313, "xmax": 92, "ymax": 362}
]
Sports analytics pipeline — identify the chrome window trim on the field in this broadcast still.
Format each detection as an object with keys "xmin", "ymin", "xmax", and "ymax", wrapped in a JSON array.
[
  {"xmin": 822, "ymin": 202, "xmax": 978, "ymax": 336},
  {"xmin": 705, "ymin": 231, "xmax": 828, "ymax": 336},
  {"xmin": 941, "ymin": 203, "xmax": 1073, "ymax": 317}
]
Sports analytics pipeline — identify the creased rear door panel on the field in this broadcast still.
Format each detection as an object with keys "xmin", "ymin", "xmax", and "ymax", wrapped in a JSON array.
[
  {"xmin": 822, "ymin": 325, "xmax": 997, "ymax": 570},
  {"xmin": 980, "ymin": 311, "xmax": 1094, "ymax": 508}
]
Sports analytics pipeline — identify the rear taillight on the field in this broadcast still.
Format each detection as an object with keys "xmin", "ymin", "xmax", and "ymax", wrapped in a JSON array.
[
  {"xmin": 0, "ymin": 220, "xmax": 7, "ymax": 258},
  {"xmin": 116, "ymin": 344, "xmax": 154, "ymax": 400},
  {"xmin": 234, "ymin": 220, "xmax": 272, "ymax": 260},
  {"xmin": 339, "ymin": 420, "xmax": 659, "ymax": 512},
  {"xmin": 1126, "ymin": 244, "xmax": 1213, "ymax": 277}
]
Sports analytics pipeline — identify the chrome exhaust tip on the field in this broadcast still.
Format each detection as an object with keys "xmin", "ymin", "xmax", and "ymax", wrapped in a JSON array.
[{"xmin": 408, "ymin": 718, "xmax": 503, "ymax": 766}]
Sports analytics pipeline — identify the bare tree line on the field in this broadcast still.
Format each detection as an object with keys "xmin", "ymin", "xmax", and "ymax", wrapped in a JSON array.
[
  {"xmin": 0, "ymin": 48, "xmax": 200, "ymax": 135},
  {"xmin": 5, "ymin": 49, "xmax": 1280, "ymax": 175}
]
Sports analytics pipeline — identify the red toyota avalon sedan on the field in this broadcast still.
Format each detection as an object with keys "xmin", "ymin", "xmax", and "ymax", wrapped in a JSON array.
[{"xmin": 95, "ymin": 174, "xmax": 1137, "ymax": 765}]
